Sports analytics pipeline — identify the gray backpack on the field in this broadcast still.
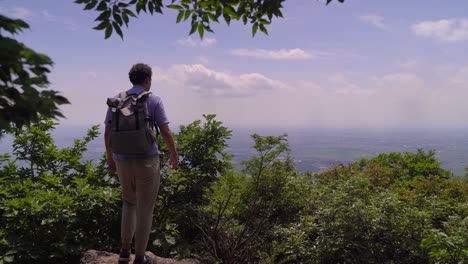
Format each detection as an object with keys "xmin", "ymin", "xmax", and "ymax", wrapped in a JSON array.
[{"xmin": 106, "ymin": 91, "xmax": 157, "ymax": 154}]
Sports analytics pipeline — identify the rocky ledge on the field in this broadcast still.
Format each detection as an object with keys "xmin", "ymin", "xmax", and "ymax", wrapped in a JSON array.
[{"xmin": 80, "ymin": 250, "xmax": 199, "ymax": 264}]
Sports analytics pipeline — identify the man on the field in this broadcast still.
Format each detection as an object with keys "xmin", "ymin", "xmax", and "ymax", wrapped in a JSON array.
[{"xmin": 104, "ymin": 63, "xmax": 178, "ymax": 264}]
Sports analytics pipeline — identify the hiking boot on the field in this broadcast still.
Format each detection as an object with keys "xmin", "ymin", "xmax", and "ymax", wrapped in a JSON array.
[
  {"xmin": 133, "ymin": 254, "xmax": 153, "ymax": 264},
  {"xmin": 118, "ymin": 249, "xmax": 131, "ymax": 264}
]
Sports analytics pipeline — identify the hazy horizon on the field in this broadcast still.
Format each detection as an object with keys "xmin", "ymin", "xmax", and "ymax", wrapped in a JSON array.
[{"xmin": 2, "ymin": 124, "xmax": 467, "ymax": 176}]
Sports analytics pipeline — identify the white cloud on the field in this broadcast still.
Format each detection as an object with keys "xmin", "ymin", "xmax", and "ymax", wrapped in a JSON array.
[
  {"xmin": 161, "ymin": 69, "xmax": 436, "ymax": 128},
  {"xmin": 328, "ymin": 73, "xmax": 365, "ymax": 94},
  {"xmin": 397, "ymin": 58, "xmax": 419, "ymax": 69},
  {"xmin": 378, "ymin": 73, "xmax": 424, "ymax": 88},
  {"xmin": 41, "ymin": 9, "xmax": 56, "ymax": 22},
  {"xmin": 230, "ymin": 48, "xmax": 314, "ymax": 60},
  {"xmin": 450, "ymin": 66, "xmax": 468, "ymax": 85},
  {"xmin": 314, "ymin": 72, "xmax": 435, "ymax": 127},
  {"xmin": 177, "ymin": 37, "xmax": 197, "ymax": 47},
  {"xmin": 56, "ymin": 63, "xmax": 468, "ymax": 129},
  {"xmin": 411, "ymin": 18, "xmax": 468, "ymax": 43},
  {"xmin": 63, "ymin": 16, "xmax": 79, "ymax": 31},
  {"xmin": 0, "ymin": 7, "xmax": 78, "ymax": 30},
  {"xmin": 177, "ymin": 37, "xmax": 217, "ymax": 47},
  {"xmin": 158, "ymin": 64, "xmax": 290, "ymax": 97},
  {"xmin": 12, "ymin": 7, "xmax": 35, "ymax": 20},
  {"xmin": 200, "ymin": 37, "xmax": 217, "ymax": 47},
  {"xmin": 0, "ymin": 6, "xmax": 36, "ymax": 21},
  {"xmin": 196, "ymin": 56, "xmax": 209, "ymax": 65},
  {"xmin": 374, "ymin": 73, "xmax": 426, "ymax": 106},
  {"xmin": 80, "ymin": 71, "xmax": 98, "ymax": 79},
  {"xmin": 359, "ymin": 14, "xmax": 386, "ymax": 29}
]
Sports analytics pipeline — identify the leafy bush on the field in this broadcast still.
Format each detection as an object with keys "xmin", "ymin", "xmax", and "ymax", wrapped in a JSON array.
[
  {"xmin": 0, "ymin": 120, "xmax": 120, "ymax": 264},
  {"xmin": 263, "ymin": 150, "xmax": 468, "ymax": 264},
  {"xmin": 151, "ymin": 114, "xmax": 233, "ymax": 258},
  {"xmin": 1, "ymin": 118, "xmax": 467, "ymax": 264},
  {"xmin": 193, "ymin": 133, "xmax": 309, "ymax": 263},
  {"xmin": 421, "ymin": 212, "xmax": 468, "ymax": 263}
]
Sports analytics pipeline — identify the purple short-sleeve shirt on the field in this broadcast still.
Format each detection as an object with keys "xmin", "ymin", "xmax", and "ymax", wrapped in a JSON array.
[{"xmin": 104, "ymin": 85, "xmax": 169, "ymax": 160}]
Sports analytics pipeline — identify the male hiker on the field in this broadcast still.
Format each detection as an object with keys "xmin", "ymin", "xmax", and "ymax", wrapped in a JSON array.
[{"xmin": 104, "ymin": 63, "xmax": 178, "ymax": 264}]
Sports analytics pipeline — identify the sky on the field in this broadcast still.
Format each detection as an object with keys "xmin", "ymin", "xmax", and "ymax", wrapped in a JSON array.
[{"xmin": 2, "ymin": 0, "xmax": 468, "ymax": 131}]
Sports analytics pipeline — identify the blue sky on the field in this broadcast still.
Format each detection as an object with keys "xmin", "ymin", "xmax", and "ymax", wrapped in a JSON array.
[{"xmin": 2, "ymin": 0, "xmax": 468, "ymax": 130}]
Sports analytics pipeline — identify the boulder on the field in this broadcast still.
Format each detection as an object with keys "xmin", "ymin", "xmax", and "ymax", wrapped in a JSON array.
[{"xmin": 80, "ymin": 250, "xmax": 199, "ymax": 264}]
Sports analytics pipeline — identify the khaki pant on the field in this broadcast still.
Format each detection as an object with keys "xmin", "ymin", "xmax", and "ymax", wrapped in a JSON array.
[{"xmin": 115, "ymin": 156, "xmax": 160, "ymax": 256}]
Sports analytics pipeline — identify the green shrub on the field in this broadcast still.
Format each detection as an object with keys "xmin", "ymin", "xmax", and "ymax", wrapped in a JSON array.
[
  {"xmin": 264, "ymin": 150, "xmax": 468, "ymax": 264},
  {"xmin": 193, "ymin": 134, "xmax": 310, "ymax": 263},
  {"xmin": 151, "ymin": 114, "xmax": 233, "ymax": 259},
  {"xmin": 0, "ymin": 120, "xmax": 120, "ymax": 264},
  {"xmin": 2, "ymin": 119, "xmax": 467, "ymax": 264}
]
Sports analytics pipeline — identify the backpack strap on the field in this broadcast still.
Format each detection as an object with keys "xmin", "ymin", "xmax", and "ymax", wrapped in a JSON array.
[
  {"xmin": 137, "ymin": 91, "xmax": 160, "ymax": 138},
  {"xmin": 114, "ymin": 92, "xmax": 128, "ymax": 132},
  {"xmin": 137, "ymin": 91, "xmax": 151, "ymax": 101},
  {"xmin": 132, "ymin": 91, "xmax": 149, "ymax": 130}
]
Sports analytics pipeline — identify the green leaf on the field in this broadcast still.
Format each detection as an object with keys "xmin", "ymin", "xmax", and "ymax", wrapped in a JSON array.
[
  {"xmin": 104, "ymin": 24, "xmax": 113, "ymax": 39},
  {"xmin": 0, "ymin": 16, "xmax": 30, "ymax": 34},
  {"xmin": 252, "ymin": 23, "xmax": 258, "ymax": 36},
  {"xmin": 112, "ymin": 4, "xmax": 121, "ymax": 14},
  {"xmin": 204, "ymin": 24, "xmax": 214, "ymax": 33},
  {"xmin": 198, "ymin": 23, "xmax": 204, "ymax": 39},
  {"xmin": 122, "ymin": 13, "xmax": 129, "ymax": 26},
  {"xmin": 3, "ymin": 255, "xmax": 14, "ymax": 262},
  {"xmin": 84, "ymin": 0, "xmax": 98, "ymax": 10},
  {"xmin": 140, "ymin": 1, "xmax": 147, "ymax": 13},
  {"xmin": 136, "ymin": 2, "xmax": 143, "ymax": 14},
  {"xmin": 167, "ymin": 4, "xmax": 183, "ymax": 10},
  {"xmin": 189, "ymin": 22, "xmax": 198, "ymax": 35},
  {"xmin": 165, "ymin": 235, "xmax": 176, "ymax": 245},
  {"xmin": 259, "ymin": 23, "xmax": 268, "ymax": 35},
  {"xmin": 95, "ymin": 10, "xmax": 111, "ymax": 21},
  {"xmin": 223, "ymin": 13, "xmax": 231, "ymax": 25},
  {"xmin": 93, "ymin": 20, "xmax": 108, "ymax": 30},
  {"xmin": 184, "ymin": 10, "xmax": 192, "ymax": 21},
  {"xmin": 176, "ymin": 11, "xmax": 184, "ymax": 23},
  {"xmin": 207, "ymin": 13, "xmax": 219, "ymax": 23},
  {"xmin": 148, "ymin": 1, "xmax": 154, "ymax": 15},
  {"xmin": 260, "ymin": 18, "xmax": 271, "ymax": 25},
  {"xmin": 123, "ymin": 9, "xmax": 136, "ymax": 17},
  {"xmin": 96, "ymin": 1, "xmax": 107, "ymax": 11},
  {"xmin": 223, "ymin": 5, "xmax": 237, "ymax": 19},
  {"xmin": 113, "ymin": 13, "xmax": 123, "ymax": 26},
  {"xmin": 202, "ymin": 13, "xmax": 208, "ymax": 23},
  {"xmin": 154, "ymin": 5, "xmax": 163, "ymax": 14},
  {"xmin": 113, "ymin": 22, "xmax": 123, "ymax": 39}
]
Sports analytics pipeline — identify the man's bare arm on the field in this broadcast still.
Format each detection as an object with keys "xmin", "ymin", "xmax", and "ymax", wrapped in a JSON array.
[
  {"xmin": 159, "ymin": 123, "xmax": 178, "ymax": 169},
  {"xmin": 104, "ymin": 125, "xmax": 117, "ymax": 176}
]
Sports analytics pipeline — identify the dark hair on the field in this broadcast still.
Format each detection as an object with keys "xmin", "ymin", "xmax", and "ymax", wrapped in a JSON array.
[{"xmin": 128, "ymin": 63, "xmax": 152, "ymax": 85}]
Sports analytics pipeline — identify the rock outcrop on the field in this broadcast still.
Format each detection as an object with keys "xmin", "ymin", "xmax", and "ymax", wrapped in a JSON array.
[{"xmin": 80, "ymin": 250, "xmax": 199, "ymax": 264}]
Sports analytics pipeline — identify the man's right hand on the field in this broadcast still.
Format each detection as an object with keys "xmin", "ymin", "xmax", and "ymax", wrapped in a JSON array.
[
  {"xmin": 107, "ymin": 156, "xmax": 117, "ymax": 176},
  {"xmin": 169, "ymin": 153, "xmax": 178, "ymax": 169}
]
